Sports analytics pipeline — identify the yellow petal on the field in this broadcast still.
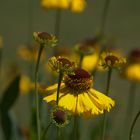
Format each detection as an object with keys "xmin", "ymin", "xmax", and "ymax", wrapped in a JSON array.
[{"xmin": 89, "ymin": 88, "xmax": 115, "ymax": 112}]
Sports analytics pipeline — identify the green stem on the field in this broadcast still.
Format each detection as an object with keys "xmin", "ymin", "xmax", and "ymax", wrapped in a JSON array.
[
  {"xmin": 35, "ymin": 44, "xmax": 44, "ymax": 140},
  {"xmin": 101, "ymin": 68, "xmax": 112, "ymax": 140},
  {"xmin": 129, "ymin": 110, "xmax": 140, "ymax": 140},
  {"xmin": 126, "ymin": 82, "xmax": 137, "ymax": 122},
  {"xmin": 106, "ymin": 67, "xmax": 112, "ymax": 95},
  {"xmin": 100, "ymin": 0, "xmax": 111, "ymax": 35},
  {"xmin": 73, "ymin": 96, "xmax": 79, "ymax": 140},
  {"xmin": 56, "ymin": 71, "xmax": 63, "ymax": 106},
  {"xmin": 41, "ymin": 122, "xmax": 52, "ymax": 140},
  {"xmin": 57, "ymin": 127, "xmax": 61, "ymax": 140}
]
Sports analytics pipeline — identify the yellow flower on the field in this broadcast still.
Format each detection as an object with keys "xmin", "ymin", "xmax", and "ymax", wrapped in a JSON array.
[
  {"xmin": 75, "ymin": 38, "xmax": 101, "ymax": 71},
  {"xmin": 42, "ymin": 68, "xmax": 115, "ymax": 117},
  {"xmin": 99, "ymin": 49, "xmax": 126, "ymax": 70},
  {"xmin": 20, "ymin": 75, "xmax": 34, "ymax": 94},
  {"xmin": 123, "ymin": 64, "xmax": 140, "ymax": 82},
  {"xmin": 41, "ymin": 0, "xmax": 70, "ymax": 10},
  {"xmin": 70, "ymin": 0, "xmax": 86, "ymax": 13},
  {"xmin": 121, "ymin": 49, "xmax": 140, "ymax": 82},
  {"xmin": 17, "ymin": 45, "xmax": 46, "ymax": 63}
]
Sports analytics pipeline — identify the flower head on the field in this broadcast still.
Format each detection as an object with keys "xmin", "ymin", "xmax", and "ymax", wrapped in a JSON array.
[
  {"xmin": 33, "ymin": 32, "xmax": 57, "ymax": 47},
  {"xmin": 75, "ymin": 37, "xmax": 101, "ymax": 71},
  {"xmin": 70, "ymin": 0, "xmax": 86, "ymax": 13},
  {"xmin": 41, "ymin": 0, "xmax": 70, "ymax": 10},
  {"xmin": 121, "ymin": 49, "xmax": 140, "ymax": 82},
  {"xmin": 41, "ymin": 0, "xmax": 86, "ymax": 13},
  {"xmin": 99, "ymin": 49, "xmax": 126, "ymax": 70},
  {"xmin": 42, "ymin": 68, "xmax": 115, "ymax": 117},
  {"xmin": 51, "ymin": 107, "xmax": 70, "ymax": 127},
  {"xmin": 48, "ymin": 56, "xmax": 75, "ymax": 74}
]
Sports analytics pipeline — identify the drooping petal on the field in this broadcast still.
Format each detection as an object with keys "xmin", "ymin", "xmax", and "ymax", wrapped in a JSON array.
[{"xmin": 89, "ymin": 88, "xmax": 115, "ymax": 112}]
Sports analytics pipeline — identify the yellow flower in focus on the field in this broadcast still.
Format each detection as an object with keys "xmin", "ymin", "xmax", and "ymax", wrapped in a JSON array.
[
  {"xmin": 99, "ymin": 49, "xmax": 126, "ymax": 70},
  {"xmin": 70, "ymin": 0, "xmax": 86, "ymax": 13},
  {"xmin": 41, "ymin": 0, "xmax": 70, "ymax": 10},
  {"xmin": 42, "ymin": 68, "xmax": 115, "ymax": 117},
  {"xmin": 20, "ymin": 75, "xmax": 34, "ymax": 94},
  {"xmin": 123, "ymin": 64, "xmax": 140, "ymax": 82}
]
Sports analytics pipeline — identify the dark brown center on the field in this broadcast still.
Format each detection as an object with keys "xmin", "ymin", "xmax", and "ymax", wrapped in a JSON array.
[
  {"xmin": 64, "ymin": 69, "xmax": 92, "ymax": 93},
  {"xmin": 105, "ymin": 55, "xmax": 119, "ymax": 65},
  {"xmin": 53, "ymin": 110, "xmax": 65, "ymax": 124},
  {"xmin": 38, "ymin": 32, "xmax": 52, "ymax": 40},
  {"xmin": 57, "ymin": 57, "xmax": 72, "ymax": 67}
]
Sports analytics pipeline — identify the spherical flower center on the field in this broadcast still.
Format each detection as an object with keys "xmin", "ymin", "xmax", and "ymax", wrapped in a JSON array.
[
  {"xmin": 53, "ymin": 109, "xmax": 66, "ymax": 124},
  {"xmin": 105, "ymin": 55, "xmax": 119, "ymax": 65},
  {"xmin": 64, "ymin": 68, "xmax": 93, "ymax": 94},
  {"xmin": 38, "ymin": 32, "xmax": 52, "ymax": 40}
]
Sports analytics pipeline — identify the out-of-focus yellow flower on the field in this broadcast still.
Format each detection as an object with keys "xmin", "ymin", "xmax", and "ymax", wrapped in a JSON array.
[
  {"xmin": 41, "ymin": 0, "xmax": 70, "ymax": 9},
  {"xmin": 41, "ymin": 0, "xmax": 86, "ymax": 12},
  {"xmin": 20, "ymin": 75, "xmax": 34, "ymax": 94},
  {"xmin": 99, "ymin": 49, "xmax": 126, "ymax": 70},
  {"xmin": 0, "ymin": 36, "xmax": 3, "ymax": 49},
  {"xmin": 17, "ymin": 45, "xmax": 46, "ymax": 63},
  {"xmin": 42, "ymin": 68, "xmax": 115, "ymax": 117},
  {"xmin": 75, "ymin": 38, "xmax": 101, "ymax": 71},
  {"xmin": 121, "ymin": 49, "xmax": 140, "ymax": 82},
  {"xmin": 123, "ymin": 64, "xmax": 140, "ymax": 82},
  {"xmin": 70, "ymin": 0, "xmax": 86, "ymax": 13}
]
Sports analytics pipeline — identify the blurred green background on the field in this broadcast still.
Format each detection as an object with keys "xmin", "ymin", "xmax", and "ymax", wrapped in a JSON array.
[{"xmin": 0, "ymin": 0, "xmax": 140, "ymax": 140}]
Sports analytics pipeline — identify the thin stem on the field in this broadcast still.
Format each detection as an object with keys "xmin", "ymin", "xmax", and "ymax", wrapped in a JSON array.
[
  {"xmin": 122, "ymin": 82, "xmax": 137, "ymax": 139},
  {"xmin": 129, "ymin": 110, "xmax": 140, "ymax": 140},
  {"xmin": 35, "ymin": 44, "xmax": 44, "ymax": 140},
  {"xmin": 101, "ymin": 68, "xmax": 112, "ymax": 140},
  {"xmin": 57, "ymin": 127, "xmax": 61, "ymax": 140},
  {"xmin": 100, "ymin": 0, "xmax": 111, "ymax": 35},
  {"xmin": 56, "ymin": 71, "xmax": 63, "ymax": 106},
  {"xmin": 41, "ymin": 122, "xmax": 52, "ymax": 140},
  {"xmin": 106, "ymin": 67, "xmax": 112, "ymax": 95},
  {"xmin": 126, "ymin": 82, "xmax": 137, "ymax": 121},
  {"xmin": 73, "ymin": 96, "xmax": 79, "ymax": 140},
  {"xmin": 79, "ymin": 55, "xmax": 84, "ymax": 68}
]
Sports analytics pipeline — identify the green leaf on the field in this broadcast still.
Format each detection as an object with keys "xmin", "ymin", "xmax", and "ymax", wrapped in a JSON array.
[
  {"xmin": 0, "ymin": 75, "xmax": 20, "ymax": 112},
  {"xmin": 1, "ymin": 112, "xmax": 12, "ymax": 140}
]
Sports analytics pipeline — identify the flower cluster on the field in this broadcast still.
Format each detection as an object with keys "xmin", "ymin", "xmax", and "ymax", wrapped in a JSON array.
[{"xmin": 41, "ymin": 0, "xmax": 86, "ymax": 13}]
